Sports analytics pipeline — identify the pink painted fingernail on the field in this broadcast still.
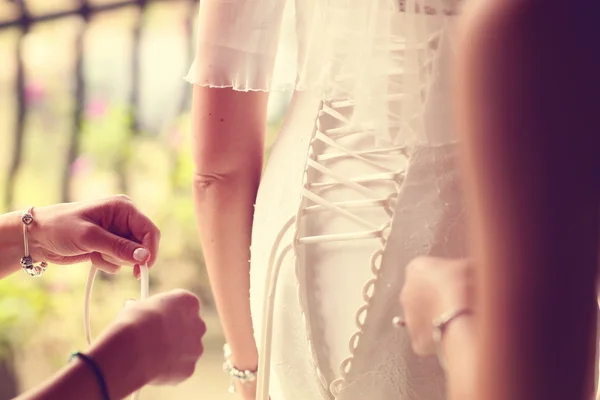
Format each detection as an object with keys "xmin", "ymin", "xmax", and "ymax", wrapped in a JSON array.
[{"xmin": 133, "ymin": 248, "xmax": 150, "ymax": 263}]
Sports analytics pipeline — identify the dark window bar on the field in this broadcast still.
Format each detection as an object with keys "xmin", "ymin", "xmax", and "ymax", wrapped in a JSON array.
[
  {"xmin": 2, "ymin": 0, "xmax": 199, "ymax": 209},
  {"xmin": 61, "ymin": 0, "xmax": 90, "ymax": 203},
  {"xmin": 178, "ymin": 0, "xmax": 197, "ymax": 115},
  {"xmin": 0, "ymin": 0, "xmax": 165, "ymax": 30},
  {"xmin": 4, "ymin": 0, "xmax": 29, "ymax": 210}
]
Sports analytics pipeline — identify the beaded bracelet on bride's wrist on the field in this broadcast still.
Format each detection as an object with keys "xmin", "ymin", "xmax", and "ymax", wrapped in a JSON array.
[
  {"xmin": 19, "ymin": 207, "xmax": 48, "ymax": 277},
  {"xmin": 222, "ymin": 343, "xmax": 257, "ymax": 393}
]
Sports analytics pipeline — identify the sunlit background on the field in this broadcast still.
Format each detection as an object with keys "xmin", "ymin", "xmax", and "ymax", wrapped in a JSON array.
[{"xmin": 0, "ymin": 1, "xmax": 289, "ymax": 398}]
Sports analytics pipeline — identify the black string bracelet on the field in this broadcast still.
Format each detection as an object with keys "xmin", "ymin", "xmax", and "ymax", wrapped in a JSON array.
[{"xmin": 69, "ymin": 352, "xmax": 111, "ymax": 400}]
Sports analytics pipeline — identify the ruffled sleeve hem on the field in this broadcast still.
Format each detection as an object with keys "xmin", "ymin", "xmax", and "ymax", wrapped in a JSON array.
[
  {"xmin": 185, "ymin": 0, "xmax": 298, "ymax": 93},
  {"xmin": 183, "ymin": 53, "xmax": 297, "ymax": 93}
]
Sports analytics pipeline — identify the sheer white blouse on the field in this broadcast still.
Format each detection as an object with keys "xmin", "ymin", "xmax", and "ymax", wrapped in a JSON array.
[{"xmin": 185, "ymin": 0, "xmax": 461, "ymax": 146}]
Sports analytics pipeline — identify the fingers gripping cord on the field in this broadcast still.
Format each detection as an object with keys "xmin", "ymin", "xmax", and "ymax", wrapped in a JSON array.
[{"xmin": 85, "ymin": 264, "xmax": 150, "ymax": 400}]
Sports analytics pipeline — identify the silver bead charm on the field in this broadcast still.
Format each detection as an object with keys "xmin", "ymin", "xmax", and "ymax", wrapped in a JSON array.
[
  {"xmin": 24, "ymin": 264, "xmax": 45, "ymax": 277},
  {"xmin": 20, "ymin": 256, "xmax": 48, "ymax": 277},
  {"xmin": 20, "ymin": 255, "xmax": 33, "ymax": 268},
  {"xmin": 21, "ymin": 211, "xmax": 33, "ymax": 226},
  {"xmin": 19, "ymin": 207, "xmax": 48, "ymax": 277}
]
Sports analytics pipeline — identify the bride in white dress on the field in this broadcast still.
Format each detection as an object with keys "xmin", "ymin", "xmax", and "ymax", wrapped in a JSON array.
[{"xmin": 188, "ymin": 1, "xmax": 465, "ymax": 399}]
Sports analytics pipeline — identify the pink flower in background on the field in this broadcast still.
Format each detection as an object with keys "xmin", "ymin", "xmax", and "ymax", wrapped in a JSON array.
[
  {"xmin": 86, "ymin": 98, "xmax": 108, "ymax": 119},
  {"xmin": 70, "ymin": 155, "xmax": 93, "ymax": 177},
  {"xmin": 24, "ymin": 81, "xmax": 45, "ymax": 105}
]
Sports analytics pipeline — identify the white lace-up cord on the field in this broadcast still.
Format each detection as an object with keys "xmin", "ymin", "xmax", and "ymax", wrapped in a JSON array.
[
  {"xmin": 84, "ymin": 264, "xmax": 150, "ymax": 400},
  {"xmin": 308, "ymin": 103, "xmax": 403, "ymax": 398},
  {"xmin": 256, "ymin": 101, "xmax": 406, "ymax": 399}
]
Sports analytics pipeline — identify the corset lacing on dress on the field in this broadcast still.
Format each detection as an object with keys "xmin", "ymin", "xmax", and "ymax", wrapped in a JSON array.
[{"xmin": 256, "ymin": 14, "xmax": 445, "ymax": 400}]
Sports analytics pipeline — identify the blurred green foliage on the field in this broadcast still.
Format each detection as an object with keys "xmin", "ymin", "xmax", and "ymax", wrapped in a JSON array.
[
  {"xmin": 80, "ymin": 103, "xmax": 133, "ymax": 170},
  {"xmin": 0, "ymin": 281, "xmax": 50, "ymax": 358}
]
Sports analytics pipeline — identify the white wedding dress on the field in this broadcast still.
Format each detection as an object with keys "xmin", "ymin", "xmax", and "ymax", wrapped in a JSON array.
[{"xmin": 187, "ymin": 1, "xmax": 466, "ymax": 399}]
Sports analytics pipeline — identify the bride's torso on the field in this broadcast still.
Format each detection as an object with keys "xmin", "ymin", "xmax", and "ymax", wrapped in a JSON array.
[{"xmin": 250, "ymin": 4, "xmax": 465, "ymax": 399}]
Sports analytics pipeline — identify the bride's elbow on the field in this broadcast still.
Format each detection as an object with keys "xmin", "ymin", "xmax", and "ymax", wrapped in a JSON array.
[
  {"xmin": 191, "ymin": 138, "xmax": 263, "ymax": 195},
  {"xmin": 192, "ymin": 170, "xmax": 228, "ymax": 192},
  {"xmin": 192, "ymin": 170, "xmax": 236, "ymax": 205},
  {"xmin": 192, "ymin": 164, "xmax": 261, "ymax": 202}
]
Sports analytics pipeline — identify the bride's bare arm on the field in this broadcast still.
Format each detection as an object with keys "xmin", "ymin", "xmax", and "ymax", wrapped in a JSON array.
[
  {"xmin": 191, "ymin": 86, "xmax": 268, "ymax": 374},
  {"xmin": 457, "ymin": 1, "xmax": 599, "ymax": 400}
]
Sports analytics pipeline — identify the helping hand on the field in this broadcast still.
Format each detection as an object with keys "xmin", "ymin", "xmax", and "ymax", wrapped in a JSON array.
[
  {"xmin": 86, "ymin": 289, "xmax": 206, "ymax": 398},
  {"xmin": 399, "ymin": 257, "xmax": 474, "ymax": 355},
  {"xmin": 112, "ymin": 289, "xmax": 206, "ymax": 386},
  {"xmin": 28, "ymin": 195, "xmax": 160, "ymax": 277}
]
